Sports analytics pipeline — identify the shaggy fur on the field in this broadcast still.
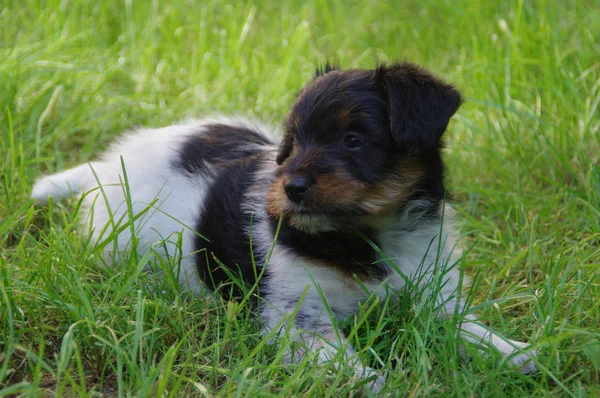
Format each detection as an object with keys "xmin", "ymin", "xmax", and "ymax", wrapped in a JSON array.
[{"xmin": 32, "ymin": 62, "xmax": 537, "ymax": 393}]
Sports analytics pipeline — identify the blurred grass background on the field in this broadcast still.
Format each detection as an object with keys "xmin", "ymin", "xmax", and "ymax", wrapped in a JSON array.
[{"xmin": 1, "ymin": 0, "xmax": 599, "ymax": 396}]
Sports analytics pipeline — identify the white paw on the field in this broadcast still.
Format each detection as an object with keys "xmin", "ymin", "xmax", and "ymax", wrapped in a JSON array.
[
  {"xmin": 511, "ymin": 351, "xmax": 538, "ymax": 374},
  {"xmin": 31, "ymin": 175, "xmax": 74, "ymax": 203},
  {"xmin": 494, "ymin": 337, "xmax": 538, "ymax": 374},
  {"xmin": 31, "ymin": 177, "xmax": 56, "ymax": 202},
  {"xmin": 357, "ymin": 366, "xmax": 386, "ymax": 394}
]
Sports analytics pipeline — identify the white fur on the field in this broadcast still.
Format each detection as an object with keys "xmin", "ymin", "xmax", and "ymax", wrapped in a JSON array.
[
  {"xmin": 33, "ymin": 121, "xmax": 216, "ymax": 292},
  {"xmin": 32, "ymin": 118, "xmax": 537, "ymax": 393}
]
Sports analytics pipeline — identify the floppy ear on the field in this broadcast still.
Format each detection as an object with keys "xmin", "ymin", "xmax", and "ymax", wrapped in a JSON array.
[
  {"xmin": 276, "ymin": 133, "xmax": 293, "ymax": 165},
  {"xmin": 377, "ymin": 63, "xmax": 463, "ymax": 155}
]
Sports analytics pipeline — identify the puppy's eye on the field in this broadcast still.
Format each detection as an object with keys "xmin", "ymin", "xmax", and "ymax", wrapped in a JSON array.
[{"xmin": 343, "ymin": 134, "xmax": 364, "ymax": 150}]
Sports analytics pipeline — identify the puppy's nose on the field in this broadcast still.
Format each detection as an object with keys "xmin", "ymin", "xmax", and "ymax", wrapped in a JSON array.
[{"xmin": 284, "ymin": 177, "xmax": 312, "ymax": 203}]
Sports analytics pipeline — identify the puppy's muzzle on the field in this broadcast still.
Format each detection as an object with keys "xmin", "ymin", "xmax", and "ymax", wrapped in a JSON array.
[{"xmin": 284, "ymin": 176, "xmax": 312, "ymax": 203}]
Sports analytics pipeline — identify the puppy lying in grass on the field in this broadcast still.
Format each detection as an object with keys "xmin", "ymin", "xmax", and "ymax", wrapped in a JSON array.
[{"xmin": 32, "ymin": 62, "xmax": 537, "ymax": 393}]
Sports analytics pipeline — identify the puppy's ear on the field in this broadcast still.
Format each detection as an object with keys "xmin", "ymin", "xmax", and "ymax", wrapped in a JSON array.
[
  {"xmin": 276, "ymin": 133, "xmax": 293, "ymax": 165},
  {"xmin": 377, "ymin": 63, "xmax": 462, "ymax": 155}
]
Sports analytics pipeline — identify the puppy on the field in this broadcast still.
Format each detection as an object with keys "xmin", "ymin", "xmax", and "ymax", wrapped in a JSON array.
[{"xmin": 32, "ymin": 62, "xmax": 536, "ymax": 392}]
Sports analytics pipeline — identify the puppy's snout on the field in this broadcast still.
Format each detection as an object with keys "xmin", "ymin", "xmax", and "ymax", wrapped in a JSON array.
[{"xmin": 284, "ymin": 176, "xmax": 312, "ymax": 203}]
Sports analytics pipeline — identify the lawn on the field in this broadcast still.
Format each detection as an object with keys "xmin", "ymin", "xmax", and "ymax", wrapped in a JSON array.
[{"xmin": 1, "ymin": 0, "xmax": 599, "ymax": 396}]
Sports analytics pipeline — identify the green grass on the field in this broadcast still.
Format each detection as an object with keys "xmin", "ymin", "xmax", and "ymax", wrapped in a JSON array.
[{"xmin": 1, "ymin": 0, "xmax": 599, "ymax": 396}]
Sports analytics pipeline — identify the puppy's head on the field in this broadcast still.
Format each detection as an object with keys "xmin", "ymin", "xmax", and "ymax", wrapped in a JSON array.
[{"xmin": 267, "ymin": 62, "xmax": 462, "ymax": 232}]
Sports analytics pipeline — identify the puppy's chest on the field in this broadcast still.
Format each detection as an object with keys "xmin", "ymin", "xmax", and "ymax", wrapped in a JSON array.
[{"xmin": 275, "ymin": 223, "xmax": 390, "ymax": 282}]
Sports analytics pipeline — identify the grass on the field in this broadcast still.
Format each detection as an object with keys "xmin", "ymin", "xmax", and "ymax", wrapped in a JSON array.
[{"xmin": 1, "ymin": 0, "xmax": 599, "ymax": 396}]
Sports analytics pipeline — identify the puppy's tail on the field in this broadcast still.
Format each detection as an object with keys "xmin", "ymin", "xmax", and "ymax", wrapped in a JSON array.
[{"xmin": 31, "ymin": 163, "xmax": 98, "ymax": 204}]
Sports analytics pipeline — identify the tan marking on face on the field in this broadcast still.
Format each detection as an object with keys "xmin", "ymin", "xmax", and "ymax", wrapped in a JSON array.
[
  {"xmin": 311, "ymin": 171, "xmax": 366, "ymax": 206},
  {"xmin": 267, "ymin": 158, "xmax": 424, "ymax": 220},
  {"xmin": 305, "ymin": 160, "xmax": 424, "ymax": 216},
  {"xmin": 360, "ymin": 159, "xmax": 425, "ymax": 215},
  {"xmin": 266, "ymin": 177, "xmax": 290, "ymax": 218}
]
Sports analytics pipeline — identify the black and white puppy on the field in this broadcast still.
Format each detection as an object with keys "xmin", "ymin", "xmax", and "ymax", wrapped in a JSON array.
[{"xmin": 32, "ymin": 63, "xmax": 536, "ymax": 392}]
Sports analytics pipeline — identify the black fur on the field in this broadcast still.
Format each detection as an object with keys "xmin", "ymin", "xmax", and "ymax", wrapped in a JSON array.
[
  {"xmin": 274, "ymin": 221, "xmax": 388, "ymax": 281},
  {"xmin": 275, "ymin": 133, "xmax": 293, "ymax": 165},
  {"xmin": 173, "ymin": 123, "xmax": 273, "ymax": 174},
  {"xmin": 376, "ymin": 63, "xmax": 463, "ymax": 156},
  {"xmin": 281, "ymin": 69, "xmax": 396, "ymax": 183},
  {"xmin": 404, "ymin": 148, "xmax": 448, "ymax": 217},
  {"xmin": 315, "ymin": 63, "xmax": 339, "ymax": 77},
  {"xmin": 173, "ymin": 125, "xmax": 272, "ymax": 297},
  {"xmin": 192, "ymin": 154, "xmax": 266, "ymax": 298}
]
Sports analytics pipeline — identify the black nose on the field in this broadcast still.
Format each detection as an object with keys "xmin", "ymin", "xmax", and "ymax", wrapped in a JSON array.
[{"xmin": 284, "ymin": 177, "xmax": 312, "ymax": 203}]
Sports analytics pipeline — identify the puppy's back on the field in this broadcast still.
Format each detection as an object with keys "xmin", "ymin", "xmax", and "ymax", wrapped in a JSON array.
[{"xmin": 30, "ymin": 119, "xmax": 277, "ymax": 292}]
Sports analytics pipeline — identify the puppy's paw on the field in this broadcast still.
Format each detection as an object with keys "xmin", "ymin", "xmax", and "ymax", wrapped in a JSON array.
[
  {"xmin": 31, "ymin": 176, "xmax": 58, "ymax": 204},
  {"xmin": 356, "ymin": 365, "xmax": 385, "ymax": 395},
  {"xmin": 506, "ymin": 343, "xmax": 538, "ymax": 374},
  {"xmin": 494, "ymin": 337, "xmax": 538, "ymax": 374},
  {"xmin": 511, "ymin": 350, "xmax": 538, "ymax": 374}
]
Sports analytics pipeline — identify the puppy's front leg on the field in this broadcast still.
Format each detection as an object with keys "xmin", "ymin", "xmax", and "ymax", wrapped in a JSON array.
[
  {"xmin": 261, "ymin": 294, "xmax": 385, "ymax": 393},
  {"xmin": 387, "ymin": 223, "xmax": 537, "ymax": 373},
  {"xmin": 427, "ymin": 271, "xmax": 537, "ymax": 372},
  {"xmin": 457, "ymin": 314, "xmax": 537, "ymax": 373}
]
